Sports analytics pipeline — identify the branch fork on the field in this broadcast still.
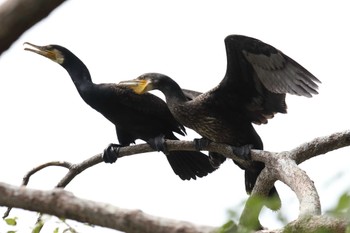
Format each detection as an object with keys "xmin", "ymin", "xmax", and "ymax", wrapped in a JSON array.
[{"xmin": 2, "ymin": 130, "xmax": 350, "ymax": 232}]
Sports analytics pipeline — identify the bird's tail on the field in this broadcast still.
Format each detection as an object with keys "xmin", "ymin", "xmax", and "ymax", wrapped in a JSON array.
[
  {"xmin": 208, "ymin": 152, "xmax": 227, "ymax": 168},
  {"xmin": 244, "ymin": 161, "xmax": 281, "ymax": 211},
  {"xmin": 166, "ymin": 150, "xmax": 217, "ymax": 180}
]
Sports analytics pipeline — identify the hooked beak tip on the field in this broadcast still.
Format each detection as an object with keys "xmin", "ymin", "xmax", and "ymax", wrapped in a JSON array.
[{"xmin": 23, "ymin": 42, "xmax": 41, "ymax": 52}]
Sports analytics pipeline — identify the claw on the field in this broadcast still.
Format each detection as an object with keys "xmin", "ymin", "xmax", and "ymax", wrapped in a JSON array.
[
  {"xmin": 194, "ymin": 138, "xmax": 211, "ymax": 151},
  {"xmin": 231, "ymin": 144, "xmax": 253, "ymax": 160},
  {"xmin": 147, "ymin": 134, "xmax": 169, "ymax": 154},
  {"xmin": 102, "ymin": 143, "xmax": 122, "ymax": 163}
]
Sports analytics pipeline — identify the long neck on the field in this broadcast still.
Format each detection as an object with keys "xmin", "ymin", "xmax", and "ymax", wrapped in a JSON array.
[
  {"xmin": 158, "ymin": 78, "xmax": 188, "ymax": 107},
  {"xmin": 61, "ymin": 55, "xmax": 94, "ymax": 96}
]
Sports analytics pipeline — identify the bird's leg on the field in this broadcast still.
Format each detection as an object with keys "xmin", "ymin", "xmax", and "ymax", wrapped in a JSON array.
[
  {"xmin": 193, "ymin": 137, "xmax": 211, "ymax": 151},
  {"xmin": 102, "ymin": 143, "xmax": 122, "ymax": 163},
  {"xmin": 147, "ymin": 134, "xmax": 169, "ymax": 155},
  {"xmin": 231, "ymin": 144, "xmax": 253, "ymax": 160}
]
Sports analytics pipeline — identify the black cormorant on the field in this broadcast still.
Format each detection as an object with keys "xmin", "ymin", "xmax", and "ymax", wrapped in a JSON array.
[
  {"xmin": 23, "ymin": 42, "xmax": 216, "ymax": 180},
  {"xmin": 118, "ymin": 34, "xmax": 321, "ymax": 208}
]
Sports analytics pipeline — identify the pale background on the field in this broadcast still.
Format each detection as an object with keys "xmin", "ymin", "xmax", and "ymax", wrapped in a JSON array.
[{"xmin": 0, "ymin": 0, "xmax": 349, "ymax": 232}]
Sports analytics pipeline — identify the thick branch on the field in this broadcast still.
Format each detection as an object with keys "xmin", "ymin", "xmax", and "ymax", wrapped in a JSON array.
[
  {"xmin": 291, "ymin": 130, "xmax": 350, "ymax": 164},
  {"xmin": 3, "ymin": 130, "xmax": 350, "ymax": 232},
  {"xmin": 285, "ymin": 215, "xmax": 349, "ymax": 233},
  {"xmin": 0, "ymin": 182, "xmax": 216, "ymax": 233},
  {"xmin": 240, "ymin": 157, "xmax": 321, "ymax": 229},
  {"xmin": 237, "ymin": 130, "xmax": 350, "ymax": 229},
  {"xmin": 1, "ymin": 182, "xmax": 348, "ymax": 233},
  {"xmin": 0, "ymin": 0, "xmax": 67, "ymax": 55},
  {"xmin": 274, "ymin": 155, "xmax": 321, "ymax": 216}
]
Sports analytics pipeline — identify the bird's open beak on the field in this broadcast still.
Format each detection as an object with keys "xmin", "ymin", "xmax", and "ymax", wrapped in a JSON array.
[
  {"xmin": 118, "ymin": 79, "xmax": 151, "ymax": 94},
  {"xmin": 23, "ymin": 42, "xmax": 58, "ymax": 61}
]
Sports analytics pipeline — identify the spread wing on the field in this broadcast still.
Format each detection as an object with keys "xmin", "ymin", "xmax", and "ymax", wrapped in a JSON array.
[
  {"xmin": 216, "ymin": 35, "xmax": 321, "ymax": 124},
  {"xmin": 222, "ymin": 35, "xmax": 320, "ymax": 98},
  {"xmin": 242, "ymin": 49, "xmax": 320, "ymax": 97}
]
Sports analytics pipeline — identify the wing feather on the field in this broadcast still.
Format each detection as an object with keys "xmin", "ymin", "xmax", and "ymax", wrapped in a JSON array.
[
  {"xmin": 220, "ymin": 34, "xmax": 321, "ymax": 124},
  {"xmin": 243, "ymin": 49, "xmax": 320, "ymax": 97}
]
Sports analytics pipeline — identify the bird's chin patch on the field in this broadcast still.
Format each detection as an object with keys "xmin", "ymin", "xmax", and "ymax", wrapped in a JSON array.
[{"xmin": 52, "ymin": 49, "xmax": 64, "ymax": 64}]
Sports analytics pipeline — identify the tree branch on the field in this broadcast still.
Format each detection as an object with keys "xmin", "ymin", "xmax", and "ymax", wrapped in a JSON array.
[
  {"xmin": 0, "ymin": 182, "xmax": 348, "ymax": 233},
  {"xmin": 284, "ymin": 215, "xmax": 349, "ymax": 233},
  {"xmin": 291, "ymin": 130, "xmax": 350, "ymax": 164},
  {"xmin": 0, "ymin": 0, "xmax": 67, "ymax": 55},
  {"xmin": 2, "ymin": 130, "xmax": 350, "ymax": 232},
  {"xmin": 0, "ymin": 182, "xmax": 217, "ymax": 233},
  {"xmin": 238, "ymin": 130, "xmax": 350, "ymax": 229}
]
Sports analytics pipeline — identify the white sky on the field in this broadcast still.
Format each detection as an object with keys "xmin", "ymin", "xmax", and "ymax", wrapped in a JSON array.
[{"xmin": 1, "ymin": 0, "xmax": 350, "ymax": 232}]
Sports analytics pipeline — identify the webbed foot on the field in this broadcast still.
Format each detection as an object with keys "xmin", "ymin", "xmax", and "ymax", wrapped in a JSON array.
[
  {"xmin": 231, "ymin": 144, "xmax": 253, "ymax": 160},
  {"xmin": 193, "ymin": 137, "xmax": 211, "ymax": 151},
  {"xmin": 147, "ymin": 134, "xmax": 169, "ymax": 154},
  {"xmin": 103, "ymin": 143, "xmax": 122, "ymax": 163}
]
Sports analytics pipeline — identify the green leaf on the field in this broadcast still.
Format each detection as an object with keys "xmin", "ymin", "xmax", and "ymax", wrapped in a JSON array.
[
  {"xmin": 346, "ymin": 224, "xmax": 350, "ymax": 233},
  {"xmin": 327, "ymin": 192, "xmax": 350, "ymax": 217},
  {"xmin": 336, "ymin": 193, "xmax": 350, "ymax": 210},
  {"xmin": 32, "ymin": 220, "xmax": 44, "ymax": 233},
  {"xmin": 217, "ymin": 220, "xmax": 237, "ymax": 233},
  {"xmin": 4, "ymin": 217, "xmax": 17, "ymax": 226},
  {"xmin": 53, "ymin": 227, "xmax": 59, "ymax": 233}
]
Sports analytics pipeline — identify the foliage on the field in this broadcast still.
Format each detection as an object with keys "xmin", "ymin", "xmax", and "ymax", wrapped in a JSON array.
[
  {"xmin": 326, "ymin": 192, "xmax": 350, "ymax": 218},
  {"xmin": 4, "ymin": 217, "xmax": 17, "ymax": 226},
  {"xmin": 2, "ymin": 215, "xmax": 80, "ymax": 233},
  {"xmin": 326, "ymin": 192, "xmax": 350, "ymax": 233}
]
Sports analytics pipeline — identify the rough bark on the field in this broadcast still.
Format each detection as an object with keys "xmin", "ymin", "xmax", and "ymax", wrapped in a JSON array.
[
  {"xmin": 1, "ymin": 130, "xmax": 350, "ymax": 232},
  {"xmin": 0, "ymin": 182, "xmax": 216, "ymax": 233}
]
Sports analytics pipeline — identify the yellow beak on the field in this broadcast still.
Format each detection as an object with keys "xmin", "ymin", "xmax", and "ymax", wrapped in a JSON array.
[
  {"xmin": 118, "ymin": 79, "xmax": 151, "ymax": 94},
  {"xmin": 23, "ymin": 42, "xmax": 55, "ymax": 60}
]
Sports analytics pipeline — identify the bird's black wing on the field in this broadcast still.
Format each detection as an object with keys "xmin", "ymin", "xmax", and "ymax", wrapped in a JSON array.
[
  {"xmin": 242, "ymin": 46, "xmax": 320, "ymax": 97},
  {"xmin": 214, "ymin": 35, "xmax": 320, "ymax": 124},
  {"xmin": 107, "ymin": 84, "xmax": 186, "ymax": 136},
  {"xmin": 105, "ymin": 85, "xmax": 216, "ymax": 180},
  {"xmin": 223, "ymin": 35, "xmax": 321, "ymax": 97}
]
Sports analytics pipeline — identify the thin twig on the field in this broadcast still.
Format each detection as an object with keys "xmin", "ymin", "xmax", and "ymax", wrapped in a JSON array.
[
  {"xmin": 23, "ymin": 161, "xmax": 72, "ymax": 186},
  {"xmin": 3, "ymin": 161, "xmax": 72, "ymax": 218}
]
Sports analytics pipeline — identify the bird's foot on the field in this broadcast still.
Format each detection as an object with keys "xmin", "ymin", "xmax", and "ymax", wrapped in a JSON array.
[
  {"xmin": 231, "ymin": 144, "xmax": 253, "ymax": 160},
  {"xmin": 102, "ymin": 143, "xmax": 122, "ymax": 163},
  {"xmin": 193, "ymin": 137, "xmax": 211, "ymax": 151},
  {"xmin": 147, "ymin": 134, "xmax": 169, "ymax": 155}
]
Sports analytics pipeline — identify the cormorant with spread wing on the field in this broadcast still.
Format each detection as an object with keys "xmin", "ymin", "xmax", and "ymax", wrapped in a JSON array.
[
  {"xmin": 118, "ymin": 35, "xmax": 321, "ymax": 208},
  {"xmin": 23, "ymin": 43, "xmax": 216, "ymax": 180}
]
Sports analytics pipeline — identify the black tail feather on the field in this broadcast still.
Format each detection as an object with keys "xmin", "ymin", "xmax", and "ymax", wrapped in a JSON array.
[
  {"xmin": 244, "ymin": 161, "xmax": 281, "ymax": 210},
  {"xmin": 166, "ymin": 150, "xmax": 217, "ymax": 180},
  {"xmin": 208, "ymin": 152, "xmax": 227, "ymax": 168}
]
